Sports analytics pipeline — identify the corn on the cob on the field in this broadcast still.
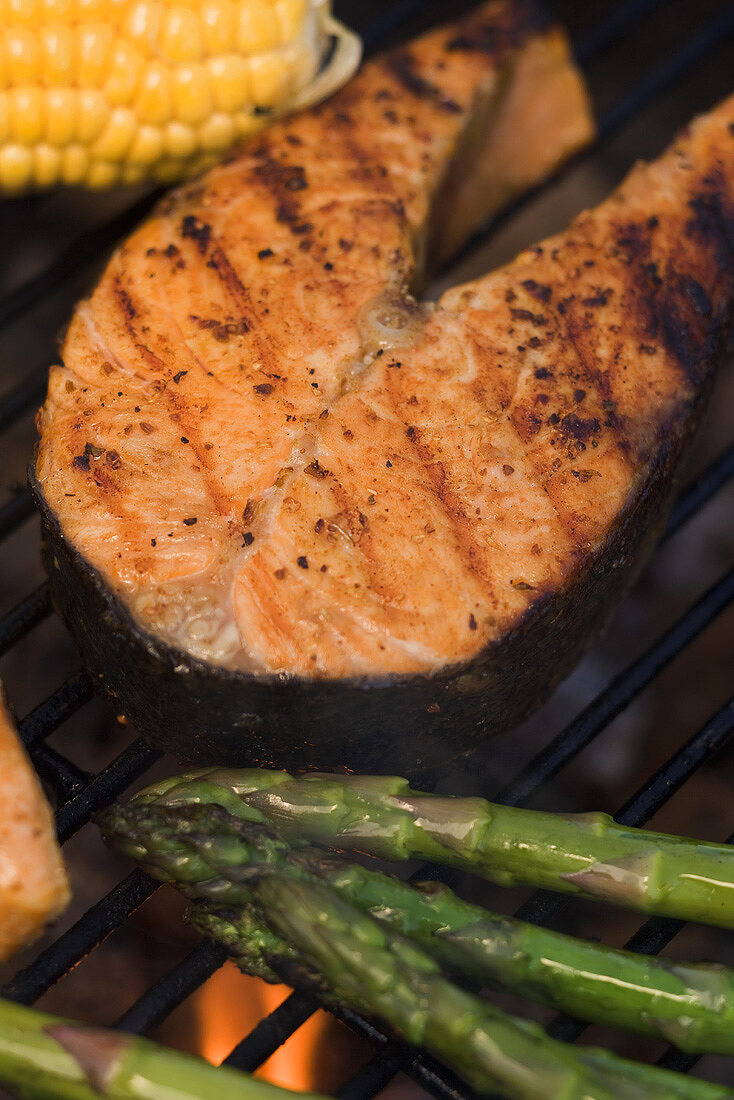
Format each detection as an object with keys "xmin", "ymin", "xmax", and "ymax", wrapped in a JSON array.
[{"xmin": 0, "ymin": 0, "xmax": 361, "ymax": 192}]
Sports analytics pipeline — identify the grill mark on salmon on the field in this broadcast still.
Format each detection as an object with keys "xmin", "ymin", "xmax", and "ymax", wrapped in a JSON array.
[{"xmin": 45, "ymin": 0, "xmax": 727, "ymax": 769}]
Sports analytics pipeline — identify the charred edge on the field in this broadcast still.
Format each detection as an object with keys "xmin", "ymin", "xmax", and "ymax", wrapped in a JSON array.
[
  {"xmin": 446, "ymin": 0, "xmax": 552, "ymax": 54},
  {"xmin": 618, "ymin": 217, "xmax": 728, "ymax": 389},
  {"xmin": 686, "ymin": 181, "xmax": 734, "ymax": 271},
  {"xmin": 559, "ymin": 413, "xmax": 601, "ymax": 446},
  {"xmin": 386, "ymin": 52, "xmax": 461, "ymax": 115},
  {"xmin": 181, "ymin": 215, "xmax": 212, "ymax": 254},
  {"xmin": 252, "ymin": 151, "xmax": 315, "ymax": 235}
]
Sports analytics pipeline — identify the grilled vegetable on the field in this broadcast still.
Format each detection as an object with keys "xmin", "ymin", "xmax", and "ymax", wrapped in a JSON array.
[
  {"xmin": 32, "ymin": 0, "xmax": 600, "ymax": 774},
  {"xmin": 255, "ymin": 878, "xmax": 734, "ymax": 1100},
  {"xmin": 0, "ymin": 995, "xmax": 325, "ymax": 1100},
  {"xmin": 0, "ymin": 0, "xmax": 360, "ymax": 192},
  {"xmin": 100, "ymin": 799, "xmax": 734, "ymax": 1055},
  {"xmin": 124, "ymin": 768, "xmax": 734, "ymax": 930},
  {"xmin": 103, "ymin": 831, "xmax": 730, "ymax": 1100},
  {"xmin": 0, "ymin": 689, "xmax": 69, "ymax": 962}
]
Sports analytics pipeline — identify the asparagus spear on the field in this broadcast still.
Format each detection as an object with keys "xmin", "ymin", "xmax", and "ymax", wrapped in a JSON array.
[
  {"xmin": 129, "ymin": 768, "xmax": 734, "ymax": 929},
  {"xmin": 99, "ymin": 802, "xmax": 734, "ymax": 1055},
  {"xmin": 195, "ymin": 876, "xmax": 734, "ymax": 1100},
  {"xmin": 0, "ymin": 995, "xmax": 324, "ymax": 1100}
]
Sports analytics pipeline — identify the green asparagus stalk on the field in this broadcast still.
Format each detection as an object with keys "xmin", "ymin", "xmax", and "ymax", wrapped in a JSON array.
[
  {"xmin": 128, "ymin": 768, "xmax": 734, "ymax": 929},
  {"xmin": 99, "ymin": 802, "xmax": 734, "ymax": 1056},
  {"xmin": 196, "ymin": 875, "xmax": 734, "ymax": 1100},
  {"xmin": 0, "ymin": 995, "xmax": 324, "ymax": 1100}
]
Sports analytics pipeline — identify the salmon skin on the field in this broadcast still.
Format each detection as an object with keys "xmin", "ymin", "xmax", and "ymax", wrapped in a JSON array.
[{"xmin": 36, "ymin": 0, "xmax": 724, "ymax": 776}]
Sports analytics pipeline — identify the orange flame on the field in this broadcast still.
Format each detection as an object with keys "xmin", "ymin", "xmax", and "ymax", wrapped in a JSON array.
[{"xmin": 195, "ymin": 961, "xmax": 329, "ymax": 1092}]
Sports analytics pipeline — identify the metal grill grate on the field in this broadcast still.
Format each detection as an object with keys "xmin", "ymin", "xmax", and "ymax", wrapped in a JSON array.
[{"xmin": 0, "ymin": 0, "xmax": 733, "ymax": 1096}]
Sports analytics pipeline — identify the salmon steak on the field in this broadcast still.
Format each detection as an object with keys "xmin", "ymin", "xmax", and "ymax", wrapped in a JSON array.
[{"xmin": 34, "ymin": 1, "xmax": 733, "ymax": 772}]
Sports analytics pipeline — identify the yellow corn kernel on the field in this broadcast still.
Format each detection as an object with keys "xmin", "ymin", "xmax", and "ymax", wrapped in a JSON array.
[
  {"xmin": 33, "ymin": 143, "xmax": 63, "ymax": 187},
  {"xmin": 135, "ymin": 60, "xmax": 172, "ymax": 125},
  {"xmin": 161, "ymin": 6, "xmax": 203, "ymax": 63},
  {"xmin": 151, "ymin": 154, "xmax": 188, "ymax": 182},
  {"xmin": 120, "ymin": 161, "xmax": 147, "ymax": 185},
  {"xmin": 76, "ymin": 0, "xmax": 127, "ymax": 17},
  {"xmin": 186, "ymin": 149, "xmax": 218, "ymax": 176},
  {"xmin": 45, "ymin": 89, "xmax": 77, "ymax": 145},
  {"xmin": 77, "ymin": 24, "xmax": 115, "ymax": 87},
  {"xmin": 91, "ymin": 106, "xmax": 137, "ymax": 159},
  {"xmin": 10, "ymin": 87, "xmax": 44, "ymax": 145},
  {"xmin": 0, "ymin": 0, "xmax": 361, "ymax": 192},
  {"xmin": 207, "ymin": 54, "xmax": 249, "ymax": 113},
  {"xmin": 124, "ymin": 2, "xmax": 163, "ymax": 47},
  {"xmin": 60, "ymin": 143, "xmax": 89, "ymax": 184},
  {"xmin": 200, "ymin": 1, "xmax": 237, "ymax": 55},
  {"xmin": 236, "ymin": 0, "xmax": 282, "ymax": 54},
  {"xmin": 40, "ymin": 26, "xmax": 76, "ymax": 87},
  {"xmin": 198, "ymin": 110, "xmax": 234, "ymax": 151},
  {"xmin": 247, "ymin": 51, "xmax": 290, "ymax": 108},
  {"xmin": 0, "ymin": 143, "xmax": 33, "ymax": 191},
  {"xmin": 0, "ymin": 95, "xmax": 9, "ymax": 142},
  {"xmin": 6, "ymin": 30, "xmax": 40, "ymax": 85},
  {"xmin": 173, "ymin": 63, "xmax": 213, "ymax": 125},
  {"xmin": 42, "ymin": 0, "xmax": 76, "ymax": 19},
  {"xmin": 126, "ymin": 122, "xmax": 163, "ymax": 165},
  {"xmin": 164, "ymin": 119, "xmax": 196, "ymax": 158},
  {"xmin": 77, "ymin": 89, "xmax": 108, "ymax": 143},
  {"xmin": 86, "ymin": 158, "xmax": 121, "ymax": 188},
  {"xmin": 232, "ymin": 107, "xmax": 259, "ymax": 139},
  {"xmin": 5, "ymin": 0, "xmax": 41, "ymax": 26},
  {"xmin": 104, "ymin": 41, "xmax": 145, "ymax": 106},
  {"xmin": 276, "ymin": 0, "xmax": 308, "ymax": 43}
]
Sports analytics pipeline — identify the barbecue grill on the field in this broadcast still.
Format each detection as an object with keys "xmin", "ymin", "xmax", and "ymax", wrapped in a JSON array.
[{"xmin": 1, "ymin": 0, "xmax": 733, "ymax": 1094}]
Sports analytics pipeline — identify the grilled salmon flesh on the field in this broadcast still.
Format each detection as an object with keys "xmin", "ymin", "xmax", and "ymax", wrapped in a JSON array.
[
  {"xmin": 36, "ymin": 1, "xmax": 593, "ymax": 673},
  {"xmin": 35, "ymin": 2, "xmax": 734, "ymax": 770},
  {"xmin": 0, "ymin": 690, "xmax": 69, "ymax": 961}
]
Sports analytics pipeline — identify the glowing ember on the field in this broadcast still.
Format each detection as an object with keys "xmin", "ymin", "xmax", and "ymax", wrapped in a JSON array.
[{"xmin": 195, "ymin": 962, "xmax": 330, "ymax": 1091}]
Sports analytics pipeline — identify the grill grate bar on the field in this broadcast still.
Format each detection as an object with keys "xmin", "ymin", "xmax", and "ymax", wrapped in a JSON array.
[
  {"xmin": 596, "ymin": 4, "xmax": 734, "ymax": 142},
  {"xmin": 332, "ymin": 1005, "xmax": 472, "ymax": 1100},
  {"xmin": 0, "ymin": 192, "xmax": 160, "ymax": 335},
  {"xmin": 574, "ymin": 0, "xmax": 667, "ymax": 65},
  {"xmin": 616, "ymin": 696, "xmax": 734, "ymax": 826},
  {"xmin": 663, "ymin": 446, "xmax": 734, "ymax": 542},
  {"xmin": 0, "ymin": 489, "xmax": 35, "ymax": 542},
  {"xmin": 18, "ymin": 670, "xmax": 93, "ymax": 747},
  {"xmin": 115, "ymin": 941, "xmax": 228, "ymax": 1036},
  {"xmin": 496, "ymin": 567, "xmax": 734, "ymax": 808},
  {"xmin": 337, "ymin": 1047, "xmax": 414, "ymax": 1100},
  {"xmin": 0, "ymin": 584, "xmax": 50, "ymax": 657},
  {"xmin": 56, "ymin": 739, "xmax": 162, "ymax": 844},
  {"xmin": 31, "ymin": 743, "xmax": 89, "ymax": 803},
  {"xmin": 223, "ymin": 991, "xmax": 321, "ymax": 1073},
  {"xmin": 1, "ymin": 871, "xmax": 159, "ymax": 1006}
]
